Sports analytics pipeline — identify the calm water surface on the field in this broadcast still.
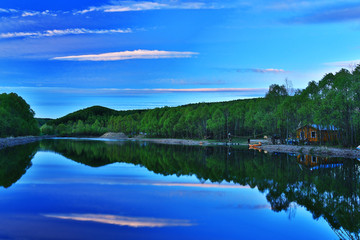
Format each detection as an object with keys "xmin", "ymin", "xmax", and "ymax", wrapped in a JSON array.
[{"xmin": 0, "ymin": 138, "xmax": 358, "ymax": 240}]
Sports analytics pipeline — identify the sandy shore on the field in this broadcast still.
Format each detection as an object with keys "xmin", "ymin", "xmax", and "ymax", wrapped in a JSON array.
[
  {"xmin": 259, "ymin": 144, "xmax": 360, "ymax": 159},
  {"xmin": 0, "ymin": 136, "xmax": 49, "ymax": 150}
]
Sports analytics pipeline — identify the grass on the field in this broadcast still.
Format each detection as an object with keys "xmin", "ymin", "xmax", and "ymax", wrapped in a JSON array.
[{"xmin": 230, "ymin": 137, "xmax": 249, "ymax": 144}]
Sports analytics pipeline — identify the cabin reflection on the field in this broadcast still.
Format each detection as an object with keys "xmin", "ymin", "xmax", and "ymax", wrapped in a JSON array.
[{"xmin": 297, "ymin": 155, "xmax": 343, "ymax": 171}]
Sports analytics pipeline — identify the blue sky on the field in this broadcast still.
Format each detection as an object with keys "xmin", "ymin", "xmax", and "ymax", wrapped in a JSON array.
[{"xmin": 1, "ymin": 0, "xmax": 360, "ymax": 118}]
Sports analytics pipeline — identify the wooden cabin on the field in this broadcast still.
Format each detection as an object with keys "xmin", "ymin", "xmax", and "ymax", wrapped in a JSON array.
[{"xmin": 296, "ymin": 124, "xmax": 338, "ymax": 143}]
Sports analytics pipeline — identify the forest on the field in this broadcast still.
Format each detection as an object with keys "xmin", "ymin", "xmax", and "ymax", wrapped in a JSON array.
[
  {"xmin": 0, "ymin": 93, "xmax": 39, "ymax": 137},
  {"xmin": 42, "ymin": 66, "xmax": 360, "ymax": 147}
]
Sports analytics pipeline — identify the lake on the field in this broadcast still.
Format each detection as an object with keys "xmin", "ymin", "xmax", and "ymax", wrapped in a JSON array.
[{"xmin": 0, "ymin": 138, "xmax": 358, "ymax": 240}]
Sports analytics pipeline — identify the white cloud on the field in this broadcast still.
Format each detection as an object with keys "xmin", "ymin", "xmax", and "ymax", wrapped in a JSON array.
[
  {"xmin": 0, "ymin": 8, "xmax": 18, "ymax": 13},
  {"xmin": 52, "ymin": 49, "xmax": 198, "ymax": 61},
  {"xmin": 75, "ymin": 1, "xmax": 223, "ymax": 14},
  {"xmin": 0, "ymin": 8, "xmax": 57, "ymax": 17},
  {"xmin": 0, "ymin": 28, "xmax": 132, "ymax": 39}
]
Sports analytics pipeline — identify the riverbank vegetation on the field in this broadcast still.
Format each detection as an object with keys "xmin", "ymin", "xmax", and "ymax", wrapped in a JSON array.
[
  {"xmin": 0, "ymin": 93, "xmax": 39, "ymax": 137},
  {"xmin": 42, "ymin": 66, "xmax": 360, "ymax": 147}
]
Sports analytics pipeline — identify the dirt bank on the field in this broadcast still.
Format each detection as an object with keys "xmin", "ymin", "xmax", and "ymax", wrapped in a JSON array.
[
  {"xmin": 100, "ymin": 132, "xmax": 128, "ymax": 139},
  {"xmin": 0, "ymin": 136, "xmax": 49, "ymax": 150},
  {"xmin": 260, "ymin": 144, "xmax": 360, "ymax": 159}
]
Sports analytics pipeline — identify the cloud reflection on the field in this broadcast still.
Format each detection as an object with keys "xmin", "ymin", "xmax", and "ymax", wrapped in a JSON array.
[
  {"xmin": 237, "ymin": 204, "xmax": 271, "ymax": 210},
  {"xmin": 153, "ymin": 183, "xmax": 250, "ymax": 189},
  {"xmin": 44, "ymin": 214, "xmax": 194, "ymax": 228}
]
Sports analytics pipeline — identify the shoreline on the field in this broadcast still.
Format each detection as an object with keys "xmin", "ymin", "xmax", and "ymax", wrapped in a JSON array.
[
  {"xmin": 1, "ymin": 135, "xmax": 360, "ymax": 159},
  {"xmin": 259, "ymin": 144, "xmax": 360, "ymax": 159},
  {"xmin": 0, "ymin": 136, "xmax": 50, "ymax": 150},
  {"xmin": 101, "ymin": 134, "xmax": 360, "ymax": 158}
]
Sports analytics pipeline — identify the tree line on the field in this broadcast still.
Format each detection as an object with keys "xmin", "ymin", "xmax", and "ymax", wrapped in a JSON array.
[
  {"xmin": 42, "ymin": 66, "xmax": 360, "ymax": 146},
  {"xmin": 0, "ymin": 93, "xmax": 39, "ymax": 137}
]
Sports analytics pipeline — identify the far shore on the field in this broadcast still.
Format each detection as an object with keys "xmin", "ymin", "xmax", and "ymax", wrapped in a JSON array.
[
  {"xmin": 100, "ymin": 133, "xmax": 360, "ymax": 158},
  {"xmin": 1, "ymin": 134, "xmax": 360, "ymax": 159}
]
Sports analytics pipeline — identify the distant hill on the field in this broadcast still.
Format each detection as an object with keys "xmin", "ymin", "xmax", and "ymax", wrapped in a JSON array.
[
  {"xmin": 48, "ymin": 105, "xmax": 147, "ymax": 126},
  {"xmin": 48, "ymin": 106, "xmax": 117, "ymax": 125},
  {"xmin": 36, "ymin": 118, "xmax": 53, "ymax": 127}
]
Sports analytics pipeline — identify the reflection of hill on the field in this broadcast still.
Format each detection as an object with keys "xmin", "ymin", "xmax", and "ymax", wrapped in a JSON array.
[
  {"xmin": 0, "ymin": 142, "xmax": 38, "ymax": 188},
  {"xmin": 41, "ymin": 139, "xmax": 360, "ymax": 239}
]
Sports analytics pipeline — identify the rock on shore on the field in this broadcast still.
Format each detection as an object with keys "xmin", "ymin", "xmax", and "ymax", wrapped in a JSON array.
[{"xmin": 100, "ymin": 132, "xmax": 128, "ymax": 139}]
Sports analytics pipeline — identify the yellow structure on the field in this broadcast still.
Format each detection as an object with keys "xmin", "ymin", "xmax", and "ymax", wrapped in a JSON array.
[{"xmin": 296, "ymin": 124, "xmax": 337, "ymax": 143}]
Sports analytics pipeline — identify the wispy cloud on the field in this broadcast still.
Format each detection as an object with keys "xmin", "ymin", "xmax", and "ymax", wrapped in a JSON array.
[
  {"xmin": 0, "ymin": 86, "xmax": 267, "ymax": 95},
  {"xmin": 220, "ymin": 68, "xmax": 287, "ymax": 74},
  {"xmin": 238, "ymin": 68, "xmax": 286, "ymax": 73},
  {"xmin": 21, "ymin": 10, "xmax": 57, "ymax": 17},
  {"xmin": 265, "ymin": 0, "xmax": 338, "ymax": 10},
  {"xmin": 0, "ymin": 8, "xmax": 57, "ymax": 17},
  {"xmin": 285, "ymin": 2, "xmax": 360, "ymax": 23},
  {"xmin": 44, "ymin": 214, "xmax": 194, "ymax": 227},
  {"xmin": 0, "ymin": 8, "xmax": 18, "ymax": 13},
  {"xmin": 164, "ymin": 78, "xmax": 227, "ymax": 86},
  {"xmin": 75, "ymin": 1, "xmax": 223, "ymax": 14},
  {"xmin": 52, "ymin": 50, "xmax": 198, "ymax": 61},
  {"xmin": 0, "ymin": 28, "xmax": 132, "ymax": 39},
  {"xmin": 324, "ymin": 59, "xmax": 360, "ymax": 68}
]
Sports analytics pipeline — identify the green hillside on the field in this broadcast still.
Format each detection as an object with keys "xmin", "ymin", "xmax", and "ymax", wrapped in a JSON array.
[{"xmin": 42, "ymin": 67, "xmax": 360, "ymax": 146}]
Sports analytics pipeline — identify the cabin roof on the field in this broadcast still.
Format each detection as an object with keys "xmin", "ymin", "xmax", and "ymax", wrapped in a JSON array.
[{"xmin": 297, "ymin": 124, "xmax": 338, "ymax": 131}]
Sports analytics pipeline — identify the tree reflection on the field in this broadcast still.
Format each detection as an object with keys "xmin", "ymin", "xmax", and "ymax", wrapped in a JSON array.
[
  {"xmin": 0, "ymin": 142, "xmax": 38, "ymax": 188},
  {"xmin": 40, "ymin": 139, "xmax": 360, "ymax": 239}
]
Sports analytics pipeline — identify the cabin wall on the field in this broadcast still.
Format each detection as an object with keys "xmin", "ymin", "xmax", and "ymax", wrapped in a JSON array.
[{"xmin": 296, "ymin": 126, "xmax": 337, "ymax": 143}]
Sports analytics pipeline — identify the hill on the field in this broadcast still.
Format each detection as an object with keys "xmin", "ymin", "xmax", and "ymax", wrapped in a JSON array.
[
  {"xmin": 42, "ymin": 66, "xmax": 360, "ymax": 146},
  {"xmin": 36, "ymin": 118, "xmax": 53, "ymax": 127}
]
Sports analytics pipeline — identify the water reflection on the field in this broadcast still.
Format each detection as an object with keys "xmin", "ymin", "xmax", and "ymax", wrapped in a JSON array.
[
  {"xmin": 297, "ymin": 154, "xmax": 344, "ymax": 170},
  {"xmin": 0, "ymin": 142, "xmax": 38, "ymax": 188},
  {"xmin": 44, "ymin": 214, "xmax": 195, "ymax": 228},
  {"xmin": 1, "ymin": 138, "xmax": 360, "ymax": 239}
]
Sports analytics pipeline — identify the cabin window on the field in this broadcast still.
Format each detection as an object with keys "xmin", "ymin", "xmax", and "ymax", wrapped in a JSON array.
[
  {"xmin": 311, "ymin": 156, "xmax": 316, "ymax": 163},
  {"xmin": 311, "ymin": 131, "xmax": 316, "ymax": 138}
]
